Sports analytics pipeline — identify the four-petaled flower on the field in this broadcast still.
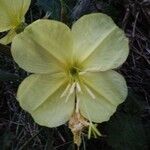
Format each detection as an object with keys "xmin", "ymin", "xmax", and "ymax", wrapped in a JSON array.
[
  {"xmin": 0, "ymin": 0, "xmax": 31, "ymax": 45},
  {"xmin": 11, "ymin": 13, "xmax": 129, "ymax": 127}
]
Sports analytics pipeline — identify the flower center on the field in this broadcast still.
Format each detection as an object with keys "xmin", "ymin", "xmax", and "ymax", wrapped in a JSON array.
[
  {"xmin": 69, "ymin": 67, "xmax": 79, "ymax": 77},
  {"xmin": 61, "ymin": 64, "xmax": 96, "ymax": 108}
]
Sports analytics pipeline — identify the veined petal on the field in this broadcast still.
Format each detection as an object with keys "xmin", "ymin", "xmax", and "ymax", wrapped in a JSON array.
[
  {"xmin": 79, "ymin": 70, "xmax": 127, "ymax": 122},
  {"xmin": 72, "ymin": 13, "xmax": 129, "ymax": 71},
  {"xmin": 0, "ymin": 0, "xmax": 31, "ymax": 32},
  {"xmin": 17, "ymin": 73, "xmax": 75, "ymax": 127},
  {"xmin": 11, "ymin": 19, "xmax": 73, "ymax": 74},
  {"xmin": 0, "ymin": 30, "xmax": 16, "ymax": 45}
]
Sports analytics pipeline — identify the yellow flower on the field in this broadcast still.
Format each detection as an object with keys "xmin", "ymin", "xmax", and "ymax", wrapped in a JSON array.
[
  {"xmin": 11, "ymin": 13, "xmax": 129, "ymax": 127},
  {"xmin": 0, "ymin": 0, "xmax": 31, "ymax": 45}
]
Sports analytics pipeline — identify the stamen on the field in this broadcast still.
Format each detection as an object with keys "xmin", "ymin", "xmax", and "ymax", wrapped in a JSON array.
[
  {"xmin": 76, "ymin": 82, "xmax": 82, "ymax": 92},
  {"xmin": 84, "ymin": 85, "xmax": 96, "ymax": 99},
  {"xmin": 70, "ymin": 82, "xmax": 76, "ymax": 94},
  {"xmin": 60, "ymin": 83, "xmax": 71, "ymax": 98},
  {"xmin": 79, "ymin": 67, "xmax": 101, "ymax": 74},
  {"xmin": 65, "ymin": 82, "xmax": 76, "ymax": 102},
  {"xmin": 79, "ymin": 71, "xmax": 86, "ymax": 75}
]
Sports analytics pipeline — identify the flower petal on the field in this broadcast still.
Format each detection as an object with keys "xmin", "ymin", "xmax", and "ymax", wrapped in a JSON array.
[
  {"xmin": 79, "ymin": 70, "xmax": 127, "ymax": 123},
  {"xmin": 0, "ymin": 0, "xmax": 31, "ymax": 32},
  {"xmin": 0, "ymin": 30, "xmax": 16, "ymax": 45},
  {"xmin": 11, "ymin": 19, "xmax": 73, "ymax": 74},
  {"xmin": 17, "ymin": 73, "xmax": 75, "ymax": 127},
  {"xmin": 72, "ymin": 13, "xmax": 129, "ymax": 71}
]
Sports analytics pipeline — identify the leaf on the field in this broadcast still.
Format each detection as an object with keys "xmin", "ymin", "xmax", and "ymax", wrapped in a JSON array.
[
  {"xmin": 106, "ymin": 90, "xmax": 148, "ymax": 150},
  {"xmin": 71, "ymin": 0, "xmax": 95, "ymax": 21},
  {"xmin": 122, "ymin": 90, "xmax": 145, "ymax": 115},
  {"xmin": 0, "ymin": 70, "xmax": 19, "ymax": 81},
  {"xmin": 107, "ymin": 114, "xmax": 148, "ymax": 150},
  {"xmin": 36, "ymin": 0, "xmax": 61, "ymax": 20},
  {"xmin": 0, "ymin": 131, "xmax": 14, "ymax": 150}
]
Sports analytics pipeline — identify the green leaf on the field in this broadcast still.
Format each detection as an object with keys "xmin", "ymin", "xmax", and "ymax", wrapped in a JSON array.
[
  {"xmin": 107, "ymin": 114, "xmax": 147, "ymax": 150},
  {"xmin": 106, "ymin": 90, "xmax": 148, "ymax": 150},
  {"xmin": 122, "ymin": 90, "xmax": 145, "ymax": 115},
  {"xmin": 0, "ymin": 70, "xmax": 19, "ymax": 81},
  {"xmin": 36, "ymin": 0, "xmax": 61, "ymax": 20},
  {"xmin": 0, "ymin": 131, "xmax": 14, "ymax": 150}
]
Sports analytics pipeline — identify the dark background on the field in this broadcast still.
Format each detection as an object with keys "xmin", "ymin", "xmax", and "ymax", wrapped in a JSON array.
[{"xmin": 0, "ymin": 0, "xmax": 150, "ymax": 149}]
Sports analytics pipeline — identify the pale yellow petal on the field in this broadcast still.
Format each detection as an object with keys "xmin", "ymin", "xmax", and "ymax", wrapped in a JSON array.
[
  {"xmin": 0, "ymin": 30, "xmax": 16, "ymax": 45},
  {"xmin": 79, "ymin": 70, "xmax": 127, "ymax": 122},
  {"xmin": 11, "ymin": 19, "xmax": 73, "ymax": 74},
  {"xmin": 0, "ymin": 0, "xmax": 31, "ymax": 32},
  {"xmin": 17, "ymin": 73, "xmax": 75, "ymax": 127},
  {"xmin": 72, "ymin": 13, "xmax": 129, "ymax": 71}
]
